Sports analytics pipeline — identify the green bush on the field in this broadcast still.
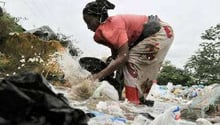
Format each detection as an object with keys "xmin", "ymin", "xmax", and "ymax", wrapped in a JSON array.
[{"xmin": 0, "ymin": 12, "xmax": 24, "ymax": 41}]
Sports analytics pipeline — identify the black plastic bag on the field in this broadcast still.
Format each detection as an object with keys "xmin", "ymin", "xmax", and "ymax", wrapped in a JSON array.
[{"xmin": 0, "ymin": 72, "xmax": 89, "ymax": 125}]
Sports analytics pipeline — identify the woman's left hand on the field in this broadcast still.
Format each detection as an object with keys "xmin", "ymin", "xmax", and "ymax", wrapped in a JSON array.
[{"xmin": 87, "ymin": 73, "xmax": 102, "ymax": 82}]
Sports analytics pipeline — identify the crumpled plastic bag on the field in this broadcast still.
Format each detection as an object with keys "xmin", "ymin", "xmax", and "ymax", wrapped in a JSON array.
[
  {"xmin": 93, "ymin": 81, "xmax": 119, "ymax": 101},
  {"xmin": 96, "ymin": 101, "xmax": 124, "ymax": 117},
  {"xmin": 132, "ymin": 115, "xmax": 151, "ymax": 125},
  {"xmin": 150, "ymin": 106, "xmax": 181, "ymax": 125},
  {"xmin": 196, "ymin": 118, "xmax": 213, "ymax": 125}
]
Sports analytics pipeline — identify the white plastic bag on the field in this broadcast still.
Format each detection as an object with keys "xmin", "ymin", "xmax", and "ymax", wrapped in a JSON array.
[
  {"xmin": 93, "ymin": 81, "xmax": 119, "ymax": 101},
  {"xmin": 196, "ymin": 118, "xmax": 213, "ymax": 125},
  {"xmin": 167, "ymin": 82, "xmax": 174, "ymax": 92},
  {"xmin": 132, "ymin": 115, "xmax": 151, "ymax": 125},
  {"xmin": 146, "ymin": 81, "xmax": 160, "ymax": 100},
  {"xmin": 150, "ymin": 106, "xmax": 181, "ymax": 125},
  {"xmin": 96, "ymin": 101, "xmax": 124, "ymax": 117}
]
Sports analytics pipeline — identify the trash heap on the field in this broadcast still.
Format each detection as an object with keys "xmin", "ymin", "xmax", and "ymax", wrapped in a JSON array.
[
  {"xmin": 54, "ymin": 73, "xmax": 219, "ymax": 125},
  {"xmin": 51, "ymin": 51, "xmax": 219, "ymax": 125}
]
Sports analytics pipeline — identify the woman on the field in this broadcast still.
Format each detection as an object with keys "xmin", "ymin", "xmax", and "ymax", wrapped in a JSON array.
[{"xmin": 83, "ymin": 0, "xmax": 174, "ymax": 104}]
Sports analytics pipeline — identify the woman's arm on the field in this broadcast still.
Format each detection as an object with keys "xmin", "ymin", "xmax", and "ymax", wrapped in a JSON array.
[
  {"xmin": 92, "ymin": 43, "xmax": 129, "ymax": 80},
  {"xmin": 111, "ymin": 48, "xmax": 117, "ymax": 59}
]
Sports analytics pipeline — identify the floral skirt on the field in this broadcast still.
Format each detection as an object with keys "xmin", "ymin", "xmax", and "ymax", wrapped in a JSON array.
[{"xmin": 123, "ymin": 21, "xmax": 174, "ymax": 97}]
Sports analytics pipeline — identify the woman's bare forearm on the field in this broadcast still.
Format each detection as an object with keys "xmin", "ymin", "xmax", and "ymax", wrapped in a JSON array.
[{"xmin": 95, "ymin": 43, "xmax": 129, "ymax": 80}]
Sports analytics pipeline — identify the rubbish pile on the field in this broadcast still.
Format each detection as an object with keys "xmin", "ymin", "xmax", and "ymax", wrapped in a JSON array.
[
  {"xmin": 53, "ymin": 53, "xmax": 219, "ymax": 125},
  {"xmin": 0, "ymin": 40, "xmax": 219, "ymax": 124},
  {"xmin": 53, "ymin": 51, "xmax": 220, "ymax": 125}
]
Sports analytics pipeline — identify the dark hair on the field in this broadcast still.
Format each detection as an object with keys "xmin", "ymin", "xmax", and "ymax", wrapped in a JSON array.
[{"xmin": 83, "ymin": 0, "xmax": 115, "ymax": 22}]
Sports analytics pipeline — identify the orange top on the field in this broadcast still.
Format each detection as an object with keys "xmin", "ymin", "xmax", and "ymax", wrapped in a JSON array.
[{"xmin": 94, "ymin": 14, "xmax": 147, "ymax": 49}]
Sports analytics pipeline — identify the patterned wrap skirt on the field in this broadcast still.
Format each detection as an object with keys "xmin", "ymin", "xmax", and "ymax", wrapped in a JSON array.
[{"xmin": 123, "ymin": 21, "xmax": 174, "ymax": 97}]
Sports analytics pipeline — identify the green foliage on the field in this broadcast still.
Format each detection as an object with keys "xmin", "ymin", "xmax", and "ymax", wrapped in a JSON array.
[
  {"xmin": 0, "ymin": 12, "xmax": 24, "ymax": 41},
  {"xmin": 201, "ymin": 24, "xmax": 220, "ymax": 41},
  {"xmin": 185, "ymin": 24, "xmax": 220, "ymax": 85},
  {"xmin": 157, "ymin": 61, "xmax": 194, "ymax": 86}
]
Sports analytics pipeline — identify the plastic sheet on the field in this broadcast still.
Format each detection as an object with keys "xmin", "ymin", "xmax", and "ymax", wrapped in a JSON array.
[
  {"xmin": 88, "ymin": 111, "xmax": 126, "ymax": 125},
  {"xmin": 93, "ymin": 81, "xmax": 119, "ymax": 101},
  {"xmin": 149, "ymin": 106, "xmax": 181, "ymax": 125},
  {"xmin": 181, "ymin": 84, "xmax": 220, "ymax": 120},
  {"xmin": 196, "ymin": 118, "xmax": 213, "ymax": 125},
  {"xmin": 0, "ymin": 72, "xmax": 89, "ymax": 125},
  {"xmin": 96, "ymin": 101, "xmax": 124, "ymax": 117},
  {"xmin": 132, "ymin": 115, "xmax": 151, "ymax": 125}
]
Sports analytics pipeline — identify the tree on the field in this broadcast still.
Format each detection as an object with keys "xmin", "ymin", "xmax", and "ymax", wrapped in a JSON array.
[
  {"xmin": 184, "ymin": 24, "xmax": 220, "ymax": 85},
  {"xmin": 157, "ymin": 61, "xmax": 193, "ymax": 86}
]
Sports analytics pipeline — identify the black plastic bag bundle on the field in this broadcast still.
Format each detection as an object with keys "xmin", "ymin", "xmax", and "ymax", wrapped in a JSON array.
[{"xmin": 0, "ymin": 72, "xmax": 89, "ymax": 125}]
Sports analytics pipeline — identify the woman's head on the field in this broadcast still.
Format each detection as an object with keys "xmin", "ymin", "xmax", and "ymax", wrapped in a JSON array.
[{"xmin": 83, "ymin": 0, "xmax": 115, "ymax": 32}]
